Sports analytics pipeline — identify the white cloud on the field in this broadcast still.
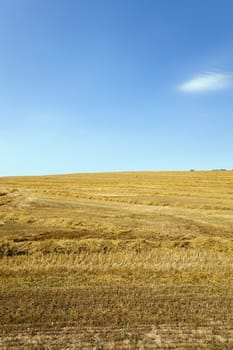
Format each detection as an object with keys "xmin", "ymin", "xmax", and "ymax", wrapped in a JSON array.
[{"xmin": 179, "ymin": 71, "xmax": 233, "ymax": 93}]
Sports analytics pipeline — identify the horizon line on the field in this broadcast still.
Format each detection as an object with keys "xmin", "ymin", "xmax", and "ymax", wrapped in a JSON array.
[{"xmin": 1, "ymin": 168, "xmax": 232, "ymax": 178}]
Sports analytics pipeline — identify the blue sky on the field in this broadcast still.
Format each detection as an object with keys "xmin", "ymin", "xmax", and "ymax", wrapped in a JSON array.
[{"xmin": 1, "ymin": 0, "xmax": 233, "ymax": 175}]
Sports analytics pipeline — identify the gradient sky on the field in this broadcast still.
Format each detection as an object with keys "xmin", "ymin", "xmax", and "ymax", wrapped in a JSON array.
[{"xmin": 1, "ymin": 0, "xmax": 233, "ymax": 176}]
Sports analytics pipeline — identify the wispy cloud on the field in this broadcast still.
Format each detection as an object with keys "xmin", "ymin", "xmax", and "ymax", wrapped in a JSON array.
[{"xmin": 179, "ymin": 71, "xmax": 233, "ymax": 93}]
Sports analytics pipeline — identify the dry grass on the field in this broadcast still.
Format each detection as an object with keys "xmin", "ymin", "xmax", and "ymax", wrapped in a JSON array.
[{"xmin": 0, "ymin": 171, "xmax": 233, "ymax": 349}]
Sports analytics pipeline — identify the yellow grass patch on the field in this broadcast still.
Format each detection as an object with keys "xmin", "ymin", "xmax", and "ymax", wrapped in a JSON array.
[{"xmin": 0, "ymin": 171, "xmax": 233, "ymax": 348}]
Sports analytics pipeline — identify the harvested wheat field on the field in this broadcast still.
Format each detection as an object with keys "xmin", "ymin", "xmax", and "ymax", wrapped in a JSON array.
[{"xmin": 0, "ymin": 171, "xmax": 233, "ymax": 349}]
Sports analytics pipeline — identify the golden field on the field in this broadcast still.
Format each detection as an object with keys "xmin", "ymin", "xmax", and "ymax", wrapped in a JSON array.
[{"xmin": 0, "ymin": 171, "xmax": 233, "ymax": 349}]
